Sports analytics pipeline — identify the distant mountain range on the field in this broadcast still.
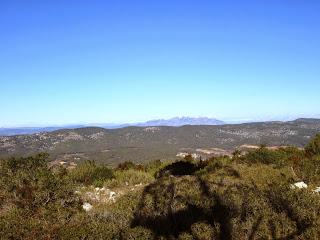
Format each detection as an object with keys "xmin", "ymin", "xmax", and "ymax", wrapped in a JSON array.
[
  {"xmin": 136, "ymin": 117, "xmax": 224, "ymax": 127},
  {"xmin": 0, "ymin": 117, "xmax": 224, "ymax": 136},
  {"xmin": 105, "ymin": 117, "xmax": 225, "ymax": 129}
]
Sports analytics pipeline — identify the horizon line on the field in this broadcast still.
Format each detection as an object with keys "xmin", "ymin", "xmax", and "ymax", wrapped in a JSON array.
[{"xmin": 1, "ymin": 115, "xmax": 320, "ymax": 128}]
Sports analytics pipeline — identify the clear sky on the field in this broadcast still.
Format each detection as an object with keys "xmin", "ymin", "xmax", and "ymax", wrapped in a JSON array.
[{"xmin": 1, "ymin": 0, "xmax": 319, "ymax": 127}]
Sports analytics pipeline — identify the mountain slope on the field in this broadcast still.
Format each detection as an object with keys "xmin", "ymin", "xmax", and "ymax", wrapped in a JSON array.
[{"xmin": 1, "ymin": 119, "xmax": 320, "ymax": 165}]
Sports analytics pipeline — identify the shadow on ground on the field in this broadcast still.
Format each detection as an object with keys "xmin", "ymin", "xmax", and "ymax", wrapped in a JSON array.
[{"xmin": 130, "ymin": 160, "xmax": 316, "ymax": 239}]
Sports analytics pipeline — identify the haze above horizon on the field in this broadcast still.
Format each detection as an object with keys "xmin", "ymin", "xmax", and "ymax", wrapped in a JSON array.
[{"xmin": 1, "ymin": 0, "xmax": 319, "ymax": 126}]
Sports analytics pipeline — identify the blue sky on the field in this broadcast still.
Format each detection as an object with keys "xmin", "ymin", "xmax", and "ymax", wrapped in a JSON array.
[{"xmin": 0, "ymin": 0, "xmax": 319, "ymax": 126}]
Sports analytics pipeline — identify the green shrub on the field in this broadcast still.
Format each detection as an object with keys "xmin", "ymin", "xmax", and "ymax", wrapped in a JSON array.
[
  {"xmin": 305, "ymin": 133, "xmax": 320, "ymax": 157},
  {"xmin": 0, "ymin": 153, "xmax": 82, "ymax": 239},
  {"xmin": 67, "ymin": 160, "xmax": 114, "ymax": 187},
  {"xmin": 243, "ymin": 147, "xmax": 287, "ymax": 166},
  {"xmin": 196, "ymin": 156, "xmax": 233, "ymax": 176},
  {"xmin": 292, "ymin": 155, "xmax": 320, "ymax": 184},
  {"xmin": 105, "ymin": 169, "xmax": 154, "ymax": 188},
  {"xmin": 117, "ymin": 161, "xmax": 145, "ymax": 171},
  {"xmin": 145, "ymin": 159, "xmax": 164, "ymax": 174}
]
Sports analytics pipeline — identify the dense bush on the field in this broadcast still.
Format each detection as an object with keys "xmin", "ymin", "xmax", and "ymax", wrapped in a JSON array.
[
  {"xmin": 145, "ymin": 159, "xmax": 166, "ymax": 175},
  {"xmin": 67, "ymin": 160, "xmax": 114, "ymax": 187},
  {"xmin": 305, "ymin": 133, "xmax": 320, "ymax": 157},
  {"xmin": 0, "ymin": 153, "xmax": 82, "ymax": 239},
  {"xmin": 292, "ymin": 155, "xmax": 320, "ymax": 184},
  {"xmin": 240, "ymin": 146, "xmax": 306, "ymax": 168},
  {"xmin": 117, "ymin": 161, "xmax": 145, "ymax": 171},
  {"xmin": 243, "ymin": 146, "xmax": 287, "ymax": 166},
  {"xmin": 196, "ymin": 156, "xmax": 233, "ymax": 175}
]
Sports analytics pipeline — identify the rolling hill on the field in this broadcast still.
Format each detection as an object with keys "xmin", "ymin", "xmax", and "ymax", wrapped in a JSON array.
[
  {"xmin": 0, "ymin": 118, "xmax": 320, "ymax": 165},
  {"xmin": 0, "ymin": 117, "xmax": 224, "ymax": 136}
]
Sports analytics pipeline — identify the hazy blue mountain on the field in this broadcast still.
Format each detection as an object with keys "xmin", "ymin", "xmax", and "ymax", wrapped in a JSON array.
[
  {"xmin": 101, "ymin": 117, "xmax": 225, "ymax": 128},
  {"xmin": 134, "ymin": 117, "xmax": 225, "ymax": 127}
]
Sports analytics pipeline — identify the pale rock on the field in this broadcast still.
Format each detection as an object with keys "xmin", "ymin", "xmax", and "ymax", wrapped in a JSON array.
[
  {"xmin": 109, "ymin": 191, "xmax": 116, "ymax": 198},
  {"xmin": 313, "ymin": 187, "xmax": 320, "ymax": 193},
  {"xmin": 82, "ymin": 202, "xmax": 93, "ymax": 212},
  {"xmin": 291, "ymin": 181, "xmax": 308, "ymax": 189}
]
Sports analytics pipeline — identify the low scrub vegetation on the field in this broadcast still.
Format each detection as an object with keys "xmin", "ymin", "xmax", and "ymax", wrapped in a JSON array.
[
  {"xmin": 67, "ymin": 160, "xmax": 114, "ymax": 187},
  {"xmin": 305, "ymin": 133, "xmax": 320, "ymax": 157},
  {"xmin": 1, "ymin": 134, "xmax": 320, "ymax": 239},
  {"xmin": 0, "ymin": 153, "xmax": 82, "ymax": 239},
  {"xmin": 105, "ymin": 169, "xmax": 154, "ymax": 188}
]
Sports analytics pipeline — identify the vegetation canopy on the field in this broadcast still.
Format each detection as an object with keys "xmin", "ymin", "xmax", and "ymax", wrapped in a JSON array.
[{"xmin": 0, "ymin": 134, "xmax": 320, "ymax": 239}]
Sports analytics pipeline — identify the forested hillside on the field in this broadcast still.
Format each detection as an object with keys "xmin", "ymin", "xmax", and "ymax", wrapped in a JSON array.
[{"xmin": 1, "ymin": 119, "xmax": 320, "ymax": 165}]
